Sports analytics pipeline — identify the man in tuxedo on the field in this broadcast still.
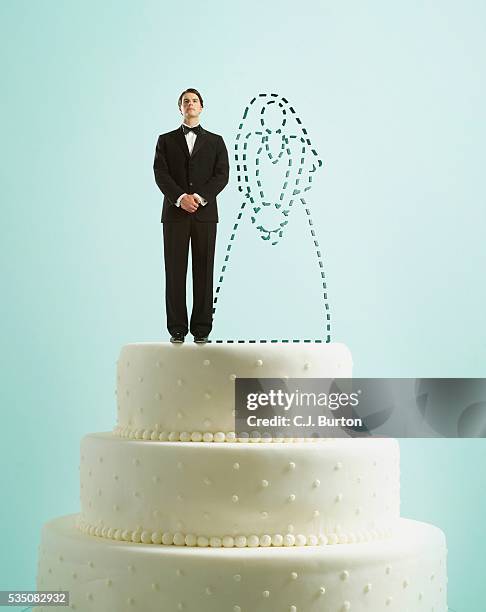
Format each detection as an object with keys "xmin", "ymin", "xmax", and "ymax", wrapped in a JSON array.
[{"xmin": 153, "ymin": 88, "xmax": 229, "ymax": 343}]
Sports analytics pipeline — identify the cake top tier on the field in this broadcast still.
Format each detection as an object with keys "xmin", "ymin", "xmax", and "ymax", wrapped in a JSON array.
[{"xmin": 115, "ymin": 342, "xmax": 352, "ymax": 440}]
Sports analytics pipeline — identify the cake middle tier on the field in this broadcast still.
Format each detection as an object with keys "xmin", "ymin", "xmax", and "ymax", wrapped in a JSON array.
[{"xmin": 80, "ymin": 434, "xmax": 399, "ymax": 546}]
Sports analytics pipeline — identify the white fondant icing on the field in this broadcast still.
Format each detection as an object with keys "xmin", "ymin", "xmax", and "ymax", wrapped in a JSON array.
[
  {"xmin": 115, "ymin": 342, "xmax": 352, "ymax": 435},
  {"xmin": 35, "ymin": 342, "xmax": 447, "ymax": 611},
  {"xmin": 36, "ymin": 515, "xmax": 447, "ymax": 612},
  {"xmin": 79, "ymin": 434, "xmax": 399, "ymax": 545}
]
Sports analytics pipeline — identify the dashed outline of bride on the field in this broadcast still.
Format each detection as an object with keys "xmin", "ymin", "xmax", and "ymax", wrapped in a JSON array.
[{"xmin": 213, "ymin": 93, "xmax": 331, "ymax": 343}]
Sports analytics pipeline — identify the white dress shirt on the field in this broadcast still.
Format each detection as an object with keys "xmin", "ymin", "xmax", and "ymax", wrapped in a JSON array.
[{"xmin": 176, "ymin": 123, "xmax": 207, "ymax": 207}]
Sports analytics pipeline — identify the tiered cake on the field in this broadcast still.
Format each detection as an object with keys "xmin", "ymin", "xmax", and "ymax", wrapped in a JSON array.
[{"xmin": 36, "ymin": 343, "xmax": 447, "ymax": 611}]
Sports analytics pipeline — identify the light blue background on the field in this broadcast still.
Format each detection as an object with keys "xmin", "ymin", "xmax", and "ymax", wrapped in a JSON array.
[{"xmin": 1, "ymin": 1, "xmax": 485, "ymax": 610}]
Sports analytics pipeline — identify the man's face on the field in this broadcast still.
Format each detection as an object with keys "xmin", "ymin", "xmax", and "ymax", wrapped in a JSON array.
[{"xmin": 180, "ymin": 93, "xmax": 202, "ymax": 120}]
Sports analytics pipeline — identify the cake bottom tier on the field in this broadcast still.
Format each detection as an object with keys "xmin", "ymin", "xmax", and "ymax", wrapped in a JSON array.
[{"xmin": 36, "ymin": 514, "xmax": 447, "ymax": 612}]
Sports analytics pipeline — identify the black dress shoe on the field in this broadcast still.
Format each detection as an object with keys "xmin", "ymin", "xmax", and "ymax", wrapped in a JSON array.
[
  {"xmin": 170, "ymin": 333, "xmax": 185, "ymax": 344},
  {"xmin": 193, "ymin": 336, "xmax": 208, "ymax": 344}
]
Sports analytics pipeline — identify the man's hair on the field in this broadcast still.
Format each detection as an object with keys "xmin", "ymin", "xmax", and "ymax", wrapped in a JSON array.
[{"xmin": 178, "ymin": 88, "xmax": 204, "ymax": 109}]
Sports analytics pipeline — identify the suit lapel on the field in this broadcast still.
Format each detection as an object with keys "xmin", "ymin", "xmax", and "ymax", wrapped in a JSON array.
[{"xmin": 174, "ymin": 127, "xmax": 190, "ymax": 158}]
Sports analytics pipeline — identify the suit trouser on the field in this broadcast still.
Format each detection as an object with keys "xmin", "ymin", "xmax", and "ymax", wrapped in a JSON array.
[{"xmin": 163, "ymin": 218, "xmax": 217, "ymax": 337}]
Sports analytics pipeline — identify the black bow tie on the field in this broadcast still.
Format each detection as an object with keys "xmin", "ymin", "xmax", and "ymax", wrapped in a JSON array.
[{"xmin": 182, "ymin": 124, "xmax": 202, "ymax": 135}]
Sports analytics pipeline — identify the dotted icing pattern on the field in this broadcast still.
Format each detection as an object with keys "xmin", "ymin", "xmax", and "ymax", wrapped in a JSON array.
[
  {"xmin": 37, "ymin": 519, "xmax": 447, "ymax": 611},
  {"xmin": 115, "ymin": 349, "xmax": 352, "ymax": 439},
  {"xmin": 213, "ymin": 93, "xmax": 331, "ymax": 343}
]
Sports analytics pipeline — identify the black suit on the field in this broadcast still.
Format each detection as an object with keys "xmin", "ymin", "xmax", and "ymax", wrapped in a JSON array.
[{"xmin": 153, "ymin": 126, "xmax": 229, "ymax": 337}]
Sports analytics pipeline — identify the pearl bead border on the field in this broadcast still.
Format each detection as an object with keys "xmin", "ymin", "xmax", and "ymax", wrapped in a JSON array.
[
  {"xmin": 113, "ymin": 426, "xmax": 331, "ymax": 443},
  {"xmin": 76, "ymin": 517, "xmax": 393, "ymax": 548}
]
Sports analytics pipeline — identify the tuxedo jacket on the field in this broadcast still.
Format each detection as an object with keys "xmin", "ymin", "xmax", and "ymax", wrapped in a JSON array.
[{"xmin": 153, "ymin": 127, "xmax": 229, "ymax": 223}]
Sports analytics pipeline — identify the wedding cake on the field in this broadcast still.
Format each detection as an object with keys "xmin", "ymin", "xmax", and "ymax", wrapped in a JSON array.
[{"xmin": 36, "ymin": 342, "xmax": 447, "ymax": 611}]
